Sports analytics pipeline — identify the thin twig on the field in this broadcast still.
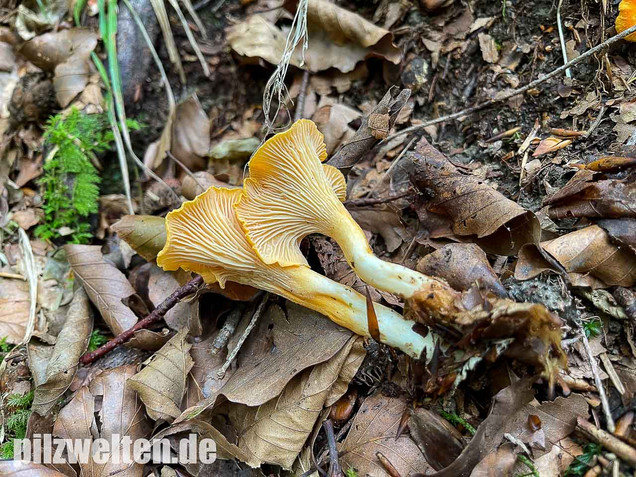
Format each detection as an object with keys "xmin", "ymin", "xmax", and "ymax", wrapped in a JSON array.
[
  {"xmin": 216, "ymin": 293, "xmax": 269, "ymax": 379},
  {"xmin": 210, "ymin": 306, "xmax": 244, "ymax": 356},
  {"xmin": 577, "ymin": 417, "xmax": 636, "ymax": 467},
  {"xmin": 344, "ymin": 190, "xmax": 414, "ymax": 207},
  {"xmin": 79, "ymin": 275, "xmax": 204, "ymax": 365},
  {"xmin": 294, "ymin": 70, "xmax": 310, "ymax": 122},
  {"xmin": 387, "ymin": 24, "xmax": 636, "ymax": 141},
  {"xmin": 17, "ymin": 228, "xmax": 36, "ymax": 346},
  {"xmin": 578, "ymin": 323, "xmax": 615, "ymax": 432},
  {"xmin": 323, "ymin": 419, "xmax": 344, "ymax": 477}
]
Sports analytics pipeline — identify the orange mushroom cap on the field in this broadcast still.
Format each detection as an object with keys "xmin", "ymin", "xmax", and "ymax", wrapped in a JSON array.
[{"xmin": 616, "ymin": 0, "xmax": 636, "ymax": 41}]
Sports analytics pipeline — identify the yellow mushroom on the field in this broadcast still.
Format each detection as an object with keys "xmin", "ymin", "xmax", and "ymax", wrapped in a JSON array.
[
  {"xmin": 616, "ymin": 0, "xmax": 636, "ymax": 42},
  {"xmin": 235, "ymin": 119, "xmax": 459, "ymax": 303},
  {"xmin": 156, "ymin": 186, "xmax": 435, "ymax": 358}
]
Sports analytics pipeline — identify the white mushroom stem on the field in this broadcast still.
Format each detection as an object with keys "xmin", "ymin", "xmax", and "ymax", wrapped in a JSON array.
[
  {"xmin": 278, "ymin": 266, "xmax": 436, "ymax": 358},
  {"xmin": 328, "ymin": 211, "xmax": 453, "ymax": 300}
]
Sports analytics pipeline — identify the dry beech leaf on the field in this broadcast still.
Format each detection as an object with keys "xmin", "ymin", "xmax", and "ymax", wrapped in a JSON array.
[
  {"xmin": 176, "ymin": 302, "xmax": 354, "ymax": 421},
  {"xmin": 515, "ymin": 225, "xmax": 636, "ymax": 288},
  {"xmin": 153, "ymin": 419, "xmax": 252, "ymax": 467},
  {"xmin": 410, "ymin": 408, "xmax": 465, "ymax": 470},
  {"xmin": 228, "ymin": 336, "xmax": 364, "ymax": 468},
  {"xmin": 339, "ymin": 393, "xmax": 432, "ymax": 476},
  {"xmin": 20, "ymin": 29, "xmax": 98, "ymax": 107},
  {"xmin": 53, "ymin": 365, "xmax": 151, "ymax": 477},
  {"xmin": 181, "ymin": 171, "xmax": 233, "ymax": 199},
  {"xmin": 184, "ymin": 331, "xmax": 231, "ymax": 408},
  {"xmin": 312, "ymin": 103, "xmax": 361, "ymax": 154},
  {"xmin": 0, "ymin": 276, "xmax": 30, "ymax": 343},
  {"xmin": 582, "ymin": 156, "xmax": 636, "ymax": 171},
  {"xmin": 349, "ymin": 206, "xmax": 409, "ymax": 253},
  {"xmin": 506, "ymin": 394, "xmax": 589, "ymax": 455},
  {"xmin": 470, "ymin": 443, "xmax": 517, "ymax": 477},
  {"xmin": 129, "ymin": 329, "xmax": 194, "ymax": 422},
  {"xmin": 148, "ymin": 265, "xmax": 201, "ymax": 334},
  {"xmin": 417, "ymin": 243, "xmax": 507, "ymax": 297},
  {"xmin": 170, "ymin": 94, "xmax": 209, "ymax": 173},
  {"xmin": 532, "ymin": 136, "xmax": 572, "ymax": 157},
  {"xmin": 411, "ymin": 138, "xmax": 540, "ymax": 255},
  {"xmin": 415, "ymin": 378, "xmax": 535, "ymax": 477},
  {"xmin": 228, "ymin": 0, "xmax": 400, "ymax": 73},
  {"xmin": 32, "ymin": 288, "xmax": 92, "ymax": 415},
  {"xmin": 544, "ymin": 169, "xmax": 636, "ymax": 219},
  {"xmin": 111, "ymin": 215, "xmax": 167, "ymax": 262},
  {"xmin": 65, "ymin": 244, "xmax": 138, "ymax": 335},
  {"xmin": 0, "ymin": 461, "xmax": 68, "ymax": 476},
  {"xmin": 597, "ymin": 218, "xmax": 636, "ymax": 251}
]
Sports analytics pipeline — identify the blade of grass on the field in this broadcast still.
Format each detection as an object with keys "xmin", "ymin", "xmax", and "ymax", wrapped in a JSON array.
[
  {"xmin": 149, "ymin": 0, "xmax": 186, "ymax": 83},
  {"xmin": 103, "ymin": 0, "xmax": 181, "ymax": 203},
  {"xmin": 73, "ymin": 0, "xmax": 88, "ymax": 26},
  {"xmin": 97, "ymin": 0, "xmax": 134, "ymax": 214},
  {"xmin": 165, "ymin": 0, "xmax": 209, "ymax": 76},
  {"xmin": 180, "ymin": 0, "xmax": 207, "ymax": 40}
]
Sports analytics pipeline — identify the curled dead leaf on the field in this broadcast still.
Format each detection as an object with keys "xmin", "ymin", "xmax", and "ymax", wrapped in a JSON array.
[
  {"xmin": 411, "ymin": 138, "xmax": 540, "ymax": 255},
  {"xmin": 65, "ymin": 244, "xmax": 138, "ymax": 335},
  {"xmin": 533, "ymin": 136, "xmax": 572, "ymax": 157},
  {"xmin": 111, "ymin": 215, "xmax": 167, "ymax": 262},
  {"xmin": 0, "ymin": 276, "xmax": 30, "ymax": 344},
  {"xmin": 128, "ymin": 329, "xmax": 194, "ymax": 422},
  {"xmin": 339, "ymin": 393, "xmax": 432, "ymax": 476},
  {"xmin": 228, "ymin": 0, "xmax": 400, "ymax": 73},
  {"xmin": 544, "ymin": 169, "xmax": 636, "ymax": 219},
  {"xmin": 416, "ymin": 243, "xmax": 507, "ymax": 297},
  {"xmin": 31, "ymin": 288, "xmax": 92, "ymax": 415},
  {"xmin": 515, "ymin": 225, "xmax": 636, "ymax": 288},
  {"xmin": 20, "ymin": 29, "xmax": 98, "ymax": 107}
]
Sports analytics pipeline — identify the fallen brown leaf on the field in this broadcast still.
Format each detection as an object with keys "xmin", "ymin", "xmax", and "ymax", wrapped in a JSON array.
[
  {"xmin": 20, "ymin": 29, "xmax": 98, "ymax": 107},
  {"xmin": 0, "ymin": 461, "xmax": 67, "ymax": 476},
  {"xmin": 416, "ymin": 243, "xmax": 507, "ymax": 297},
  {"xmin": 176, "ymin": 302, "xmax": 354, "ymax": 420},
  {"xmin": 111, "ymin": 215, "xmax": 167, "ymax": 262},
  {"xmin": 411, "ymin": 138, "xmax": 540, "ymax": 255},
  {"xmin": 31, "ymin": 288, "xmax": 92, "ymax": 415},
  {"xmin": 544, "ymin": 169, "xmax": 636, "ymax": 219},
  {"xmin": 410, "ymin": 408, "xmax": 465, "ymax": 470},
  {"xmin": 515, "ymin": 225, "xmax": 636, "ymax": 288},
  {"xmin": 228, "ymin": 0, "xmax": 400, "ymax": 73},
  {"xmin": 170, "ymin": 94, "xmax": 210, "ymax": 173},
  {"xmin": 312, "ymin": 102, "xmax": 361, "ymax": 154},
  {"xmin": 349, "ymin": 205, "xmax": 409, "ymax": 253},
  {"xmin": 128, "ymin": 329, "xmax": 194, "ymax": 422},
  {"xmin": 339, "ymin": 393, "xmax": 433, "ymax": 476},
  {"xmin": 597, "ymin": 218, "xmax": 636, "ymax": 251},
  {"xmin": 0, "ymin": 276, "xmax": 30, "ymax": 343},
  {"xmin": 65, "ymin": 244, "xmax": 138, "ymax": 335},
  {"xmin": 228, "ymin": 336, "xmax": 364, "ymax": 468},
  {"xmin": 147, "ymin": 265, "xmax": 201, "ymax": 334},
  {"xmin": 470, "ymin": 443, "xmax": 517, "ymax": 477},
  {"xmin": 53, "ymin": 365, "xmax": 151, "ymax": 477},
  {"xmin": 415, "ymin": 378, "xmax": 535, "ymax": 477},
  {"xmin": 532, "ymin": 136, "xmax": 572, "ymax": 157}
]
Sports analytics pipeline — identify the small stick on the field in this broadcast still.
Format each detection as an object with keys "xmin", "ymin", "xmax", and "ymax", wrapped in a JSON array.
[
  {"xmin": 485, "ymin": 126, "xmax": 521, "ymax": 143},
  {"xmin": 578, "ymin": 324, "xmax": 616, "ymax": 433},
  {"xmin": 210, "ymin": 306, "xmax": 244, "ymax": 356},
  {"xmin": 323, "ymin": 419, "xmax": 344, "ymax": 477},
  {"xmin": 386, "ymin": 23, "xmax": 636, "ymax": 141},
  {"xmin": 577, "ymin": 416, "xmax": 636, "ymax": 467},
  {"xmin": 216, "ymin": 293, "xmax": 269, "ymax": 379},
  {"xmin": 79, "ymin": 275, "xmax": 204, "ymax": 365},
  {"xmin": 0, "ymin": 272, "xmax": 25, "ymax": 280},
  {"xmin": 376, "ymin": 452, "xmax": 401, "ymax": 477},
  {"xmin": 344, "ymin": 190, "xmax": 414, "ymax": 207},
  {"xmin": 294, "ymin": 70, "xmax": 310, "ymax": 122}
]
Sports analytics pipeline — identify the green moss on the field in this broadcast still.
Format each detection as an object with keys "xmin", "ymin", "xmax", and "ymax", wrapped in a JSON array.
[
  {"xmin": 1, "ymin": 391, "xmax": 34, "ymax": 459},
  {"xmin": 88, "ymin": 329, "xmax": 108, "ymax": 352},
  {"xmin": 440, "ymin": 409, "xmax": 476, "ymax": 435},
  {"xmin": 35, "ymin": 108, "xmax": 140, "ymax": 244},
  {"xmin": 565, "ymin": 443, "xmax": 602, "ymax": 476}
]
